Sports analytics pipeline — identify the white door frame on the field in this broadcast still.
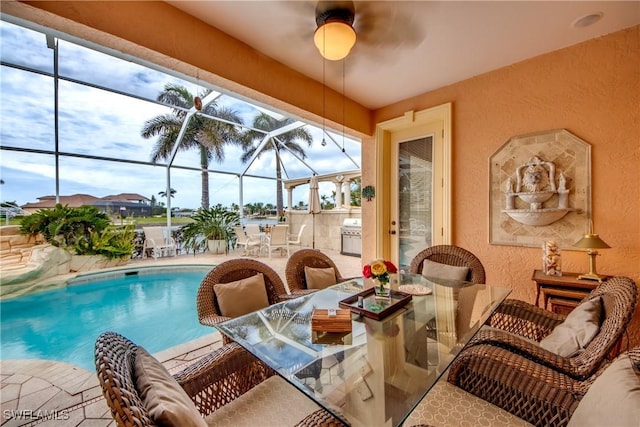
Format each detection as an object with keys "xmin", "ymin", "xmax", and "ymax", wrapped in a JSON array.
[{"xmin": 374, "ymin": 103, "xmax": 452, "ymax": 262}]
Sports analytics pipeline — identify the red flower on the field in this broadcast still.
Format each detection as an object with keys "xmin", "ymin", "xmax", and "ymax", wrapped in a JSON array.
[
  {"xmin": 362, "ymin": 264, "xmax": 372, "ymax": 278},
  {"xmin": 384, "ymin": 260, "xmax": 398, "ymax": 273}
]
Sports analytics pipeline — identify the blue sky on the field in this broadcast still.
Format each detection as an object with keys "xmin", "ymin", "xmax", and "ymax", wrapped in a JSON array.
[{"xmin": 0, "ymin": 19, "xmax": 361, "ymax": 210}]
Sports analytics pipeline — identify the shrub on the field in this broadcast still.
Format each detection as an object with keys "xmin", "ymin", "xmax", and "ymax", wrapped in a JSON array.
[{"xmin": 20, "ymin": 204, "xmax": 134, "ymax": 259}]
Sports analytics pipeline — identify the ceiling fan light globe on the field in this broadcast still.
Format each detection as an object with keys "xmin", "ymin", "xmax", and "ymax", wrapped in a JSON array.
[{"xmin": 314, "ymin": 21, "xmax": 356, "ymax": 61}]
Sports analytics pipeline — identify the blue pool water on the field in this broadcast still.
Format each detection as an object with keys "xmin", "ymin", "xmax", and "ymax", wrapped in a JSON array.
[{"xmin": 0, "ymin": 266, "xmax": 214, "ymax": 371}]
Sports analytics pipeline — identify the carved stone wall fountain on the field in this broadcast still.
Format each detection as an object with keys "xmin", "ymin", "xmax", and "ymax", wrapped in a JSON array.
[
  {"xmin": 503, "ymin": 156, "xmax": 573, "ymax": 226},
  {"xmin": 489, "ymin": 129, "xmax": 591, "ymax": 249}
]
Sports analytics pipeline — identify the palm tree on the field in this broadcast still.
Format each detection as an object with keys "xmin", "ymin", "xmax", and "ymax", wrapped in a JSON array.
[
  {"xmin": 320, "ymin": 194, "xmax": 332, "ymax": 209},
  {"xmin": 240, "ymin": 113, "xmax": 312, "ymax": 215},
  {"xmin": 158, "ymin": 188, "xmax": 176, "ymax": 199},
  {"xmin": 141, "ymin": 84, "xmax": 243, "ymax": 209},
  {"xmin": 350, "ymin": 178, "xmax": 362, "ymax": 207}
]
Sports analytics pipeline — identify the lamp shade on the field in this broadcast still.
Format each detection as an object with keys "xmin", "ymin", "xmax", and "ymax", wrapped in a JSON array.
[
  {"xmin": 573, "ymin": 233, "xmax": 611, "ymax": 249},
  {"xmin": 314, "ymin": 21, "xmax": 356, "ymax": 61}
]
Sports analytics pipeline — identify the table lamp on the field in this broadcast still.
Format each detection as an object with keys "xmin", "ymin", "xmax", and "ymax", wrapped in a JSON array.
[{"xmin": 573, "ymin": 223, "xmax": 610, "ymax": 282}]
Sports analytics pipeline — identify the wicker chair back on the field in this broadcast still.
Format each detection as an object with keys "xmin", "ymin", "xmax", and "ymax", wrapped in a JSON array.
[
  {"xmin": 284, "ymin": 249, "xmax": 346, "ymax": 298},
  {"xmin": 196, "ymin": 258, "xmax": 287, "ymax": 328},
  {"xmin": 95, "ymin": 332, "xmax": 158, "ymax": 426},
  {"xmin": 408, "ymin": 245, "xmax": 486, "ymax": 284}
]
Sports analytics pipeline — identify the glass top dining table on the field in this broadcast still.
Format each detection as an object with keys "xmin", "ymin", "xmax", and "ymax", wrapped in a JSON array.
[{"xmin": 217, "ymin": 274, "xmax": 511, "ymax": 427}]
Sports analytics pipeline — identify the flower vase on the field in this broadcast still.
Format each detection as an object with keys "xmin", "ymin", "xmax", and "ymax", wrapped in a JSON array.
[{"xmin": 373, "ymin": 278, "xmax": 391, "ymax": 298}]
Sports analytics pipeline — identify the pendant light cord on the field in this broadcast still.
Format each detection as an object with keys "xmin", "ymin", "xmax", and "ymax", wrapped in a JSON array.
[
  {"xmin": 321, "ymin": 31, "xmax": 327, "ymax": 147},
  {"xmin": 342, "ymin": 59, "xmax": 345, "ymax": 153}
]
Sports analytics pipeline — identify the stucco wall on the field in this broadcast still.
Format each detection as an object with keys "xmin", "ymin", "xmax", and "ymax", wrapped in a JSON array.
[{"xmin": 369, "ymin": 26, "xmax": 640, "ymax": 345}]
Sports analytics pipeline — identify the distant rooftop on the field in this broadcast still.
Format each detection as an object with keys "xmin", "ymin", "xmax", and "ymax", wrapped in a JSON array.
[{"xmin": 22, "ymin": 193, "xmax": 149, "ymax": 210}]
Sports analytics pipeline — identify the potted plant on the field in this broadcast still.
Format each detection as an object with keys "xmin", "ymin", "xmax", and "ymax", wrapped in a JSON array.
[{"xmin": 181, "ymin": 206, "xmax": 240, "ymax": 254}]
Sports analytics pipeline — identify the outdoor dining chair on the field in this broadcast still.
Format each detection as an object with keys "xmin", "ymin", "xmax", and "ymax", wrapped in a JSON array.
[
  {"xmin": 94, "ymin": 332, "xmax": 340, "ymax": 427},
  {"xmin": 287, "ymin": 224, "xmax": 307, "ymax": 248},
  {"xmin": 232, "ymin": 226, "xmax": 261, "ymax": 256},
  {"xmin": 141, "ymin": 226, "xmax": 176, "ymax": 259},
  {"xmin": 408, "ymin": 244, "xmax": 486, "ymax": 284},
  {"xmin": 264, "ymin": 224, "xmax": 290, "ymax": 258},
  {"xmin": 244, "ymin": 223, "xmax": 261, "ymax": 237},
  {"xmin": 283, "ymin": 249, "xmax": 351, "ymax": 300},
  {"xmin": 196, "ymin": 258, "xmax": 287, "ymax": 343}
]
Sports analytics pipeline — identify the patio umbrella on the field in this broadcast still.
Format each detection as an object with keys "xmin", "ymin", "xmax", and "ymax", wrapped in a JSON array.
[{"xmin": 308, "ymin": 175, "xmax": 321, "ymax": 249}]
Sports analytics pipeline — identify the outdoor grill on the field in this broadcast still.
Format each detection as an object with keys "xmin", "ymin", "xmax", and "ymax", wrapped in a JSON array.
[{"xmin": 340, "ymin": 218, "xmax": 362, "ymax": 257}]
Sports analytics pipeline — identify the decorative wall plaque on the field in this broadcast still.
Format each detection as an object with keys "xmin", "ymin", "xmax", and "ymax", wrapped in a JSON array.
[{"xmin": 489, "ymin": 129, "xmax": 591, "ymax": 249}]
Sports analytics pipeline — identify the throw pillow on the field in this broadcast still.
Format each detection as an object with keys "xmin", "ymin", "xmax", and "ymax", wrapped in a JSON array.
[
  {"xmin": 539, "ymin": 296, "xmax": 602, "ymax": 357},
  {"xmin": 567, "ymin": 352, "xmax": 640, "ymax": 427},
  {"xmin": 304, "ymin": 266, "xmax": 337, "ymax": 290},
  {"xmin": 134, "ymin": 346, "xmax": 207, "ymax": 427},
  {"xmin": 214, "ymin": 273, "xmax": 269, "ymax": 318},
  {"xmin": 421, "ymin": 259, "xmax": 469, "ymax": 282}
]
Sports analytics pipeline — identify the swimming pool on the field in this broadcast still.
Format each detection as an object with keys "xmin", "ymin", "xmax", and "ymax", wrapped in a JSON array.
[{"xmin": 0, "ymin": 266, "xmax": 215, "ymax": 371}]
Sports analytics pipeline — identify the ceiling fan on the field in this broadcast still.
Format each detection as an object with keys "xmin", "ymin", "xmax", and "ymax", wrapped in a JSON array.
[
  {"xmin": 313, "ymin": 1, "xmax": 357, "ymax": 60},
  {"xmin": 296, "ymin": 1, "xmax": 425, "ymax": 62}
]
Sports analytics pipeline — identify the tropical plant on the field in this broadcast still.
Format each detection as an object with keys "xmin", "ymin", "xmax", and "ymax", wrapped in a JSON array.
[
  {"xmin": 19, "ymin": 204, "xmax": 134, "ymax": 259},
  {"xmin": 158, "ymin": 188, "xmax": 176, "ymax": 199},
  {"xmin": 86, "ymin": 225, "xmax": 136, "ymax": 259},
  {"xmin": 181, "ymin": 206, "xmax": 240, "ymax": 254},
  {"xmin": 320, "ymin": 194, "xmax": 334, "ymax": 210},
  {"xmin": 240, "ymin": 113, "xmax": 313, "ymax": 215},
  {"xmin": 141, "ymin": 84, "xmax": 243, "ymax": 209},
  {"xmin": 20, "ymin": 204, "xmax": 110, "ymax": 249},
  {"xmin": 350, "ymin": 178, "xmax": 362, "ymax": 206}
]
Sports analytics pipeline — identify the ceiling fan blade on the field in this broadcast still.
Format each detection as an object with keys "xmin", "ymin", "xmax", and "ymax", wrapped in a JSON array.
[{"xmin": 354, "ymin": 1, "xmax": 425, "ymax": 49}]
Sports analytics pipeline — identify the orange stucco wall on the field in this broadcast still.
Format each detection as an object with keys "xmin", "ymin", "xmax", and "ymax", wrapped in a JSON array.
[
  {"xmin": 4, "ymin": 2, "xmax": 640, "ymax": 344},
  {"xmin": 369, "ymin": 25, "xmax": 640, "ymax": 345}
]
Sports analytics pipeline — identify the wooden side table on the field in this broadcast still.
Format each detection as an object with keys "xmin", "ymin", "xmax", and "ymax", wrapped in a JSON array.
[{"xmin": 532, "ymin": 270, "xmax": 602, "ymax": 315}]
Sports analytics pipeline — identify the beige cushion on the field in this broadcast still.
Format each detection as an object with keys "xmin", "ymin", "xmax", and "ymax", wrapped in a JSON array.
[
  {"xmin": 539, "ymin": 296, "xmax": 602, "ymax": 357},
  {"xmin": 214, "ymin": 273, "xmax": 269, "ymax": 318},
  {"xmin": 421, "ymin": 259, "xmax": 469, "ymax": 282},
  {"xmin": 134, "ymin": 347, "xmax": 207, "ymax": 427},
  {"xmin": 567, "ymin": 352, "xmax": 640, "ymax": 427},
  {"xmin": 205, "ymin": 375, "xmax": 321, "ymax": 427},
  {"xmin": 304, "ymin": 266, "xmax": 337, "ymax": 290},
  {"xmin": 405, "ymin": 379, "xmax": 533, "ymax": 427}
]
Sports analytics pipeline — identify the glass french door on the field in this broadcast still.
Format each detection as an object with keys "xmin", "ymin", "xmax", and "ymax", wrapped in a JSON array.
[
  {"xmin": 376, "ymin": 103, "xmax": 451, "ymax": 270},
  {"xmin": 388, "ymin": 120, "xmax": 447, "ymax": 269},
  {"xmin": 394, "ymin": 135, "xmax": 434, "ymax": 269}
]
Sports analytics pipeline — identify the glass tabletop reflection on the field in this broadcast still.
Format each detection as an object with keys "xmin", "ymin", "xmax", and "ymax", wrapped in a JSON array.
[{"xmin": 217, "ymin": 275, "xmax": 511, "ymax": 427}]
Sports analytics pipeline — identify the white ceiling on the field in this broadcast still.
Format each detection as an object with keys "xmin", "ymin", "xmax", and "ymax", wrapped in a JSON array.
[{"xmin": 168, "ymin": 1, "xmax": 640, "ymax": 110}]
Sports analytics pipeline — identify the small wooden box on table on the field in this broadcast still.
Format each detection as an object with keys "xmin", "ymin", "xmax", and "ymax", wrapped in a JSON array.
[
  {"xmin": 311, "ymin": 309, "xmax": 351, "ymax": 333},
  {"xmin": 532, "ymin": 270, "xmax": 601, "ymax": 315}
]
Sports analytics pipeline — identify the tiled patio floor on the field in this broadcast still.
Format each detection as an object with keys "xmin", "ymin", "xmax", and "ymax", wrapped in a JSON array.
[{"xmin": 0, "ymin": 248, "xmax": 362, "ymax": 426}]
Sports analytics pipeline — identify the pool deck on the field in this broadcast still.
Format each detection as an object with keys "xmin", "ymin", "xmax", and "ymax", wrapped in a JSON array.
[{"xmin": 0, "ymin": 248, "xmax": 362, "ymax": 426}]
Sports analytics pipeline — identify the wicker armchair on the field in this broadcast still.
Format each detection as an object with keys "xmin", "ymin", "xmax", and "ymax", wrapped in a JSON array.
[
  {"xmin": 196, "ymin": 259, "xmax": 287, "ymax": 342},
  {"xmin": 95, "ymin": 332, "xmax": 341, "ymax": 427},
  {"xmin": 468, "ymin": 276, "xmax": 638, "ymax": 380},
  {"xmin": 445, "ymin": 344, "xmax": 640, "ymax": 427},
  {"xmin": 408, "ymin": 245, "xmax": 486, "ymax": 284},
  {"xmin": 283, "ymin": 249, "xmax": 351, "ymax": 300}
]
